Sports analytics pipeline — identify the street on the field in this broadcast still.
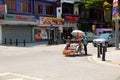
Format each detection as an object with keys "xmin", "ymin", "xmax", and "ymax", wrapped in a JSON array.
[{"xmin": 0, "ymin": 43, "xmax": 120, "ymax": 80}]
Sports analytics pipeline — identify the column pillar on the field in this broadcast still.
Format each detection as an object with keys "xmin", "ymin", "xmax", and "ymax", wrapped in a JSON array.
[{"xmin": 0, "ymin": 25, "xmax": 2, "ymax": 44}]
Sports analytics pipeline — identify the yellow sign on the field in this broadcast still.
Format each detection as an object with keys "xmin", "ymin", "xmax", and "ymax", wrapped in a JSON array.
[
  {"xmin": 40, "ymin": 17, "xmax": 64, "ymax": 25},
  {"xmin": 92, "ymin": 25, "xmax": 95, "ymax": 31}
]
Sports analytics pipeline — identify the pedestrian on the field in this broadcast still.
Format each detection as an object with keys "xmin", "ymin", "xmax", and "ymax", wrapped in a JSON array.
[
  {"xmin": 82, "ymin": 36, "xmax": 88, "ymax": 55},
  {"xmin": 76, "ymin": 40, "xmax": 83, "ymax": 54}
]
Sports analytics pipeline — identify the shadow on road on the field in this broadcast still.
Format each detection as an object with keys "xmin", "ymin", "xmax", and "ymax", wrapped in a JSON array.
[{"xmin": 66, "ymin": 54, "xmax": 92, "ymax": 57}]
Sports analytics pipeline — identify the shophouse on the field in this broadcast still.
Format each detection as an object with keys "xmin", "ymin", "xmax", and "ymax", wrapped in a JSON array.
[
  {"xmin": 56, "ymin": 0, "xmax": 79, "ymax": 39},
  {"xmin": 34, "ymin": 0, "xmax": 64, "ymax": 41},
  {"xmin": 0, "ymin": 0, "xmax": 59, "ymax": 44}
]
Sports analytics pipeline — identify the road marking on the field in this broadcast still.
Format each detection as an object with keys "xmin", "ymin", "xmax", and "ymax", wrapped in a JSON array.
[
  {"xmin": 0, "ymin": 72, "xmax": 43, "ymax": 80},
  {"xmin": 7, "ymin": 78, "xmax": 24, "ymax": 80},
  {"xmin": 88, "ymin": 56, "xmax": 120, "ymax": 68}
]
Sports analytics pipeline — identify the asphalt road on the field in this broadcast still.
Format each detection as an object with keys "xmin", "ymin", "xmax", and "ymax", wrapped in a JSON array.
[{"xmin": 0, "ymin": 43, "xmax": 120, "ymax": 80}]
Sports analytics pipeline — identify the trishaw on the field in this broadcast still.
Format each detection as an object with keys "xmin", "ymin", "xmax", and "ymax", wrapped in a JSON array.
[
  {"xmin": 62, "ymin": 40, "xmax": 84, "ymax": 56},
  {"xmin": 62, "ymin": 30, "xmax": 85, "ymax": 56}
]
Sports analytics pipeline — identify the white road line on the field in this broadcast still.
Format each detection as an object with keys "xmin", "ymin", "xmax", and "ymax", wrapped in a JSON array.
[
  {"xmin": 0, "ymin": 72, "xmax": 10, "ymax": 76},
  {"xmin": 7, "ymin": 78, "xmax": 24, "ymax": 80},
  {"xmin": 0, "ymin": 72, "xmax": 43, "ymax": 80},
  {"xmin": 88, "ymin": 56, "xmax": 120, "ymax": 68}
]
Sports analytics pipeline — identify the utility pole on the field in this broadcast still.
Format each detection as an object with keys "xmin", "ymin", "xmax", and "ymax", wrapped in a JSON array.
[
  {"xmin": 115, "ymin": 20, "xmax": 119, "ymax": 49},
  {"xmin": 112, "ymin": 0, "xmax": 119, "ymax": 49}
]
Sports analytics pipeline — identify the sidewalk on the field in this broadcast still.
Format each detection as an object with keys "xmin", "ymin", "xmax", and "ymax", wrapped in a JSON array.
[
  {"xmin": 1, "ymin": 41, "xmax": 49, "ymax": 47},
  {"xmin": 89, "ymin": 47, "xmax": 120, "ymax": 67}
]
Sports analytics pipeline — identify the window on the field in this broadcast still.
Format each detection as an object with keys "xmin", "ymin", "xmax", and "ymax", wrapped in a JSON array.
[
  {"xmin": 46, "ymin": 5, "xmax": 54, "ymax": 15},
  {"xmin": 5, "ymin": 0, "xmax": 16, "ymax": 12},
  {"xmin": 81, "ymin": 11, "xmax": 89, "ymax": 19},
  {"xmin": 21, "ymin": 2, "xmax": 30, "ymax": 13},
  {"xmin": 62, "ymin": 8, "xmax": 73, "ymax": 14},
  {"xmin": 35, "ymin": 4, "xmax": 42, "ymax": 14},
  {"xmin": 62, "ymin": 3, "xmax": 73, "ymax": 14}
]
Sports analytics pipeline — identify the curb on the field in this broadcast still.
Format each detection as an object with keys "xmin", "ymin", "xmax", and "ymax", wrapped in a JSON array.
[{"xmin": 88, "ymin": 55, "xmax": 120, "ymax": 68}]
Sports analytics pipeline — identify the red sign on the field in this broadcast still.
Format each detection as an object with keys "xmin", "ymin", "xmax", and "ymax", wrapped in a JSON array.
[
  {"xmin": 65, "ymin": 16, "xmax": 79, "ymax": 22},
  {"xmin": 16, "ymin": 15, "xmax": 35, "ymax": 22},
  {"xmin": 0, "ymin": 5, "xmax": 7, "ymax": 14}
]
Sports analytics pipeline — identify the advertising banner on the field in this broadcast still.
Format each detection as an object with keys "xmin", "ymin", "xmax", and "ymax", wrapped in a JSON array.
[
  {"xmin": 40, "ymin": 17, "xmax": 64, "ymax": 26},
  {"xmin": 34, "ymin": 28, "xmax": 48, "ymax": 41},
  {"xmin": 112, "ymin": 0, "xmax": 120, "ymax": 20}
]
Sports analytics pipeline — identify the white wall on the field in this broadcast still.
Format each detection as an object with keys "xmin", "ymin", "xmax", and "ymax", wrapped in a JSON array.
[
  {"xmin": 74, "ymin": 4, "xmax": 79, "ymax": 15},
  {"xmin": 61, "ymin": 0, "xmax": 74, "ymax": 3},
  {"xmin": 57, "ymin": 7, "xmax": 62, "ymax": 18}
]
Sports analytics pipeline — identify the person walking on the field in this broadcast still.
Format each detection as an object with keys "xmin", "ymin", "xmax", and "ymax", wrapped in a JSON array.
[{"xmin": 82, "ymin": 36, "xmax": 88, "ymax": 55}]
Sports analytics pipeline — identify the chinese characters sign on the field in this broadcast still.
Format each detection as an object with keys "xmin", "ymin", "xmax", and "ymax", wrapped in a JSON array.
[{"xmin": 112, "ymin": 0, "xmax": 120, "ymax": 20}]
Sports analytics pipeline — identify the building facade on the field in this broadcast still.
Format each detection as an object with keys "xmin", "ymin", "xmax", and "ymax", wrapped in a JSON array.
[
  {"xmin": 0, "ymin": 0, "xmax": 58, "ymax": 44},
  {"xmin": 56, "ymin": 0, "xmax": 79, "ymax": 39},
  {"xmin": 0, "ymin": 0, "xmax": 80, "ymax": 44}
]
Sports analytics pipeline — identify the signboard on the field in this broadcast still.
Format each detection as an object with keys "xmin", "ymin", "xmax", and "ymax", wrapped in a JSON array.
[
  {"xmin": 50, "ymin": 24, "xmax": 53, "ymax": 29},
  {"xmin": 65, "ymin": 16, "xmax": 79, "ymax": 22},
  {"xmin": 4, "ymin": 14, "xmax": 36, "ymax": 22},
  {"xmin": 16, "ymin": 15, "xmax": 35, "ymax": 22},
  {"xmin": 5, "ymin": 14, "xmax": 16, "ymax": 20},
  {"xmin": 34, "ymin": 28, "xmax": 48, "ymax": 41},
  {"xmin": 63, "ymin": 22, "xmax": 74, "ymax": 27},
  {"xmin": 40, "ymin": 17, "xmax": 64, "ymax": 26},
  {"xmin": 112, "ymin": 0, "xmax": 120, "ymax": 20},
  {"xmin": 0, "ymin": 5, "xmax": 7, "ymax": 14}
]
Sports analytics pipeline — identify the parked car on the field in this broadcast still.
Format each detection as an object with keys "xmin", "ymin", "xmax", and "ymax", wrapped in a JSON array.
[
  {"xmin": 85, "ymin": 32, "xmax": 97, "ymax": 42},
  {"xmin": 92, "ymin": 33, "xmax": 115, "ymax": 47}
]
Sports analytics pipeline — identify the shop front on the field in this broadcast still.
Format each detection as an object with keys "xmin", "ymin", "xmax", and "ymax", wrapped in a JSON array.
[
  {"xmin": 61, "ymin": 15, "xmax": 79, "ymax": 39},
  {"xmin": 0, "ymin": 14, "xmax": 38, "ymax": 44},
  {"xmin": 33, "ymin": 17, "xmax": 64, "ymax": 42},
  {"xmin": 62, "ymin": 22, "xmax": 74, "ymax": 39}
]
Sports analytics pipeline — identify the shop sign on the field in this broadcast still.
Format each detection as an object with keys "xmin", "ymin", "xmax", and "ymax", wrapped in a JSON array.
[
  {"xmin": 63, "ymin": 22, "xmax": 74, "ymax": 27},
  {"xmin": 4, "ymin": 14, "xmax": 36, "ymax": 22},
  {"xmin": 65, "ymin": 16, "xmax": 79, "ymax": 22},
  {"xmin": 16, "ymin": 15, "xmax": 35, "ymax": 22},
  {"xmin": 5, "ymin": 14, "xmax": 16, "ymax": 20},
  {"xmin": 40, "ymin": 17, "xmax": 64, "ymax": 26},
  {"xmin": 0, "ymin": 5, "xmax": 7, "ymax": 14}
]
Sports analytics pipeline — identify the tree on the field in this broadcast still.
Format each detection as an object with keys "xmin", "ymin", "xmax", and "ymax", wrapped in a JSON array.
[{"xmin": 75, "ymin": 0, "xmax": 113, "ymax": 28}]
